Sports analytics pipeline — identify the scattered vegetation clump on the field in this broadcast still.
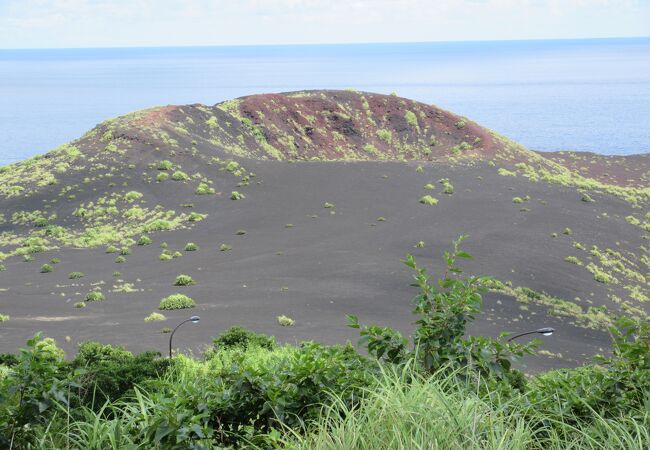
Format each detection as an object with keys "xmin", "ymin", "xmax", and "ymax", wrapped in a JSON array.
[
  {"xmin": 323, "ymin": 202, "xmax": 334, "ymax": 209},
  {"xmin": 439, "ymin": 178, "xmax": 454, "ymax": 194},
  {"xmin": 73, "ymin": 302, "xmax": 85, "ymax": 308},
  {"xmin": 235, "ymin": 229, "xmax": 246, "ymax": 235},
  {"xmin": 156, "ymin": 172, "xmax": 169, "ymax": 182},
  {"xmin": 419, "ymin": 195, "xmax": 438, "ymax": 205},
  {"xmin": 219, "ymin": 243, "xmax": 232, "ymax": 252},
  {"xmin": 563, "ymin": 227, "xmax": 573, "ymax": 235},
  {"xmin": 415, "ymin": 165, "xmax": 424, "ymax": 173},
  {"xmin": 68, "ymin": 271, "xmax": 84, "ymax": 279},
  {"xmin": 123, "ymin": 191, "xmax": 143, "ymax": 203},
  {"xmin": 512, "ymin": 197, "xmax": 524, "ymax": 204},
  {"xmin": 157, "ymin": 160, "xmax": 173, "ymax": 170},
  {"xmin": 376, "ymin": 129, "xmax": 392, "ymax": 143},
  {"xmin": 564, "ymin": 256, "xmax": 583, "ymax": 265},
  {"xmin": 85, "ymin": 290, "xmax": 105, "ymax": 302},
  {"xmin": 195, "ymin": 182, "xmax": 215, "ymax": 195},
  {"xmin": 159, "ymin": 294, "xmax": 196, "ymax": 310},
  {"xmin": 423, "ymin": 183, "xmax": 434, "ymax": 190},
  {"xmin": 137, "ymin": 235, "xmax": 152, "ymax": 246},
  {"xmin": 415, "ymin": 241, "xmax": 426, "ymax": 248},
  {"xmin": 188, "ymin": 212, "xmax": 207, "ymax": 222},
  {"xmin": 144, "ymin": 312, "xmax": 166, "ymax": 322},
  {"xmin": 174, "ymin": 274, "xmax": 195, "ymax": 286},
  {"xmin": 40, "ymin": 264, "xmax": 53, "ymax": 273},
  {"xmin": 114, "ymin": 255, "xmax": 126, "ymax": 263},
  {"xmin": 159, "ymin": 251, "xmax": 172, "ymax": 261},
  {"xmin": 0, "ymin": 314, "xmax": 9, "ymax": 322},
  {"xmin": 498, "ymin": 168, "xmax": 517, "ymax": 177},
  {"xmin": 50, "ymin": 258, "xmax": 60, "ymax": 264},
  {"xmin": 171, "ymin": 170, "xmax": 190, "ymax": 181},
  {"xmin": 277, "ymin": 315, "xmax": 295, "ymax": 326},
  {"xmin": 404, "ymin": 110, "xmax": 418, "ymax": 129},
  {"xmin": 184, "ymin": 242, "xmax": 198, "ymax": 251},
  {"xmin": 581, "ymin": 193, "xmax": 594, "ymax": 202},
  {"xmin": 230, "ymin": 191, "xmax": 245, "ymax": 200}
]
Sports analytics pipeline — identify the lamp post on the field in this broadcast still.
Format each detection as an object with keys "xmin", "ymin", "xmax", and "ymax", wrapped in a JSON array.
[
  {"xmin": 507, "ymin": 327, "xmax": 555, "ymax": 342},
  {"xmin": 169, "ymin": 315, "xmax": 200, "ymax": 358}
]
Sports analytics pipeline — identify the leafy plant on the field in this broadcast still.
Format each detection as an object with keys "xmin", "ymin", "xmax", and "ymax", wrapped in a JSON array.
[
  {"xmin": 159, "ymin": 294, "xmax": 195, "ymax": 310},
  {"xmin": 68, "ymin": 271, "xmax": 84, "ymax": 279},
  {"xmin": 174, "ymin": 274, "xmax": 195, "ymax": 286}
]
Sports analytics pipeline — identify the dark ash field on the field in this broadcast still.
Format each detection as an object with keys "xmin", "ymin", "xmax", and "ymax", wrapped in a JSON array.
[{"xmin": 1, "ymin": 90, "xmax": 648, "ymax": 372}]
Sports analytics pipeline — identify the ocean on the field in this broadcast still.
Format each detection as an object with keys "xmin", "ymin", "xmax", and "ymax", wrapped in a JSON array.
[{"xmin": 0, "ymin": 37, "xmax": 649, "ymax": 165}]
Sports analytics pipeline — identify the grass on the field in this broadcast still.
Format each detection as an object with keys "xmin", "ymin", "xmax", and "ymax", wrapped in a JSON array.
[
  {"xmin": 195, "ymin": 182, "xmax": 215, "ymax": 195},
  {"xmin": 184, "ymin": 242, "xmax": 199, "ymax": 251},
  {"xmin": 159, "ymin": 294, "xmax": 196, "ymax": 310},
  {"xmin": 40, "ymin": 264, "xmax": 53, "ymax": 273},
  {"xmin": 277, "ymin": 315, "xmax": 295, "ymax": 326},
  {"xmin": 144, "ymin": 312, "xmax": 166, "ymax": 322},
  {"xmin": 68, "ymin": 271, "xmax": 84, "ymax": 279},
  {"xmin": 85, "ymin": 290, "xmax": 105, "ymax": 302},
  {"xmin": 174, "ymin": 274, "xmax": 195, "ymax": 286},
  {"xmin": 230, "ymin": 191, "xmax": 245, "ymax": 200},
  {"xmin": 419, "ymin": 195, "xmax": 438, "ymax": 205},
  {"xmin": 284, "ymin": 367, "xmax": 650, "ymax": 450}
]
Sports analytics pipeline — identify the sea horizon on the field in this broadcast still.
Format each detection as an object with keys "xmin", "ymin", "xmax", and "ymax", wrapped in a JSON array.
[{"xmin": 1, "ymin": 36, "xmax": 649, "ymax": 165}]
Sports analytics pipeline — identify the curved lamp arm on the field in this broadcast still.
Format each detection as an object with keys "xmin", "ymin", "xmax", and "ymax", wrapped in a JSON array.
[
  {"xmin": 169, "ymin": 316, "xmax": 200, "ymax": 358},
  {"xmin": 507, "ymin": 327, "xmax": 555, "ymax": 342}
]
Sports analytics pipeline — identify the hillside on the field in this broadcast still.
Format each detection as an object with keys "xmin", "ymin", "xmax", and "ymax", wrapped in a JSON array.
[{"xmin": 0, "ymin": 90, "xmax": 648, "ymax": 371}]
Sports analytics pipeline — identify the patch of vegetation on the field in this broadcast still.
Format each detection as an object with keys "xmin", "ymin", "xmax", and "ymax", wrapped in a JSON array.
[
  {"xmin": 85, "ymin": 290, "xmax": 105, "ymax": 302},
  {"xmin": 230, "ymin": 191, "xmax": 245, "ymax": 200},
  {"xmin": 0, "ymin": 314, "xmax": 9, "ymax": 322},
  {"xmin": 137, "ymin": 235, "xmax": 152, "ymax": 246},
  {"xmin": 564, "ymin": 256, "xmax": 583, "ymax": 265},
  {"xmin": 219, "ymin": 243, "xmax": 232, "ymax": 252},
  {"xmin": 40, "ymin": 264, "xmax": 53, "ymax": 273},
  {"xmin": 174, "ymin": 274, "xmax": 195, "ymax": 286},
  {"xmin": 184, "ymin": 242, "xmax": 198, "ymax": 251},
  {"xmin": 159, "ymin": 294, "xmax": 196, "ymax": 310},
  {"xmin": 73, "ymin": 302, "xmax": 85, "ymax": 308},
  {"xmin": 454, "ymin": 118, "xmax": 467, "ymax": 129},
  {"xmin": 376, "ymin": 129, "xmax": 392, "ymax": 143},
  {"xmin": 115, "ymin": 255, "xmax": 126, "ymax": 263},
  {"xmin": 171, "ymin": 170, "xmax": 190, "ymax": 181},
  {"xmin": 419, "ymin": 195, "xmax": 438, "ymax": 205},
  {"xmin": 144, "ymin": 312, "xmax": 166, "ymax": 322},
  {"xmin": 68, "ymin": 272, "xmax": 84, "ymax": 279},
  {"xmin": 195, "ymin": 182, "xmax": 215, "ymax": 195},
  {"xmin": 277, "ymin": 315, "xmax": 295, "ymax": 326}
]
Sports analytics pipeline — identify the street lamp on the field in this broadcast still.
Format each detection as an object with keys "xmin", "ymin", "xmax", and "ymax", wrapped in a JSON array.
[
  {"xmin": 507, "ymin": 327, "xmax": 555, "ymax": 342},
  {"xmin": 169, "ymin": 315, "xmax": 200, "ymax": 358}
]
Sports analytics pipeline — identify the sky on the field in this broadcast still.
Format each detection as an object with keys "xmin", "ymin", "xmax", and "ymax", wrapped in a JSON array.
[{"xmin": 0, "ymin": 0, "xmax": 649, "ymax": 49}]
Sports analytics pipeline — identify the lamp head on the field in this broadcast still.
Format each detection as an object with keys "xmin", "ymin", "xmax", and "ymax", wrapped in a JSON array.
[
  {"xmin": 190, "ymin": 316, "xmax": 200, "ymax": 324},
  {"xmin": 537, "ymin": 327, "xmax": 555, "ymax": 336}
]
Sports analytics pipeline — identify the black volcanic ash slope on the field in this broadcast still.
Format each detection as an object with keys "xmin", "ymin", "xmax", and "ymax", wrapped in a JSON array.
[{"xmin": 0, "ymin": 90, "xmax": 648, "ymax": 372}]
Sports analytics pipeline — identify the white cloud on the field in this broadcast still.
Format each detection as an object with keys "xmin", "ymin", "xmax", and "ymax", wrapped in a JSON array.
[{"xmin": 0, "ymin": 0, "xmax": 648, "ymax": 48}]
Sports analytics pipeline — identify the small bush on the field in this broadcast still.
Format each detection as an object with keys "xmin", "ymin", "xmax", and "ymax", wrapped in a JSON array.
[
  {"xmin": 171, "ymin": 170, "xmax": 189, "ymax": 181},
  {"xmin": 195, "ymin": 182, "xmax": 215, "ymax": 195},
  {"xmin": 85, "ymin": 291, "xmax": 105, "ymax": 302},
  {"xmin": 230, "ymin": 191, "xmax": 245, "ymax": 200},
  {"xmin": 323, "ymin": 202, "xmax": 334, "ymax": 209},
  {"xmin": 159, "ymin": 251, "xmax": 172, "ymax": 261},
  {"xmin": 0, "ymin": 314, "xmax": 9, "ymax": 322},
  {"xmin": 156, "ymin": 172, "xmax": 169, "ymax": 182},
  {"xmin": 157, "ymin": 160, "xmax": 173, "ymax": 170},
  {"xmin": 512, "ymin": 197, "xmax": 524, "ymax": 204},
  {"xmin": 564, "ymin": 256, "xmax": 582, "ymax": 265},
  {"xmin": 68, "ymin": 272, "xmax": 84, "ymax": 279},
  {"xmin": 419, "ymin": 195, "xmax": 438, "ymax": 205},
  {"xmin": 115, "ymin": 256, "xmax": 126, "ymax": 263},
  {"xmin": 415, "ymin": 165, "xmax": 424, "ymax": 173},
  {"xmin": 212, "ymin": 325, "xmax": 276, "ymax": 350},
  {"xmin": 74, "ymin": 302, "xmax": 86, "ymax": 308},
  {"xmin": 415, "ymin": 241, "xmax": 426, "ymax": 248},
  {"xmin": 105, "ymin": 245, "xmax": 118, "ymax": 254},
  {"xmin": 40, "ymin": 264, "xmax": 53, "ymax": 273},
  {"xmin": 144, "ymin": 312, "xmax": 166, "ymax": 322},
  {"xmin": 581, "ymin": 193, "xmax": 594, "ymax": 202},
  {"xmin": 112, "ymin": 271, "xmax": 121, "ymax": 277},
  {"xmin": 50, "ymin": 258, "xmax": 60, "ymax": 264},
  {"xmin": 236, "ymin": 229, "xmax": 246, "ymax": 235},
  {"xmin": 219, "ymin": 243, "xmax": 232, "ymax": 252},
  {"xmin": 563, "ymin": 227, "xmax": 573, "ymax": 235},
  {"xmin": 376, "ymin": 129, "xmax": 392, "ymax": 143},
  {"xmin": 423, "ymin": 183, "xmax": 434, "ymax": 190},
  {"xmin": 174, "ymin": 274, "xmax": 195, "ymax": 286},
  {"xmin": 137, "ymin": 235, "xmax": 152, "ymax": 246},
  {"xmin": 455, "ymin": 118, "xmax": 467, "ymax": 129},
  {"xmin": 124, "ymin": 191, "xmax": 143, "ymax": 202},
  {"xmin": 184, "ymin": 242, "xmax": 198, "ymax": 251},
  {"xmin": 277, "ymin": 315, "xmax": 295, "ymax": 326},
  {"xmin": 159, "ymin": 294, "xmax": 196, "ymax": 310},
  {"xmin": 119, "ymin": 247, "xmax": 131, "ymax": 255},
  {"xmin": 172, "ymin": 251, "xmax": 183, "ymax": 258},
  {"xmin": 188, "ymin": 212, "xmax": 207, "ymax": 222},
  {"xmin": 23, "ymin": 255, "xmax": 34, "ymax": 262}
]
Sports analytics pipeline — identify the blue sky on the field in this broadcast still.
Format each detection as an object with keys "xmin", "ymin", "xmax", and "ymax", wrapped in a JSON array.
[{"xmin": 0, "ymin": 0, "xmax": 649, "ymax": 49}]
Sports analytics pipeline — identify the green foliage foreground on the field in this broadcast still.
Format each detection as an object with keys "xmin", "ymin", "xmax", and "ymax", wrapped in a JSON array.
[{"xmin": 0, "ymin": 239, "xmax": 648, "ymax": 449}]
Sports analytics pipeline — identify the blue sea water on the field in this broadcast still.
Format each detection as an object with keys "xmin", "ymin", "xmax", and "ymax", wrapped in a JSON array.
[{"xmin": 0, "ymin": 38, "xmax": 649, "ymax": 165}]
